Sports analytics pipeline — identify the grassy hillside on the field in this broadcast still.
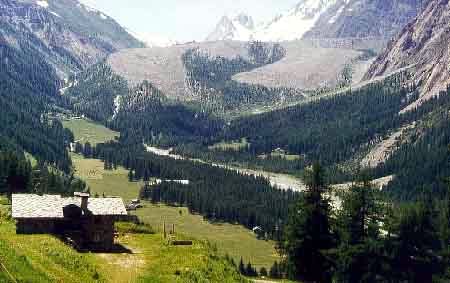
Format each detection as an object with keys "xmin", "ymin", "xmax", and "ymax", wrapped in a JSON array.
[
  {"xmin": 0, "ymin": 195, "xmax": 249, "ymax": 283},
  {"xmin": 71, "ymin": 153, "xmax": 141, "ymax": 201},
  {"xmin": 62, "ymin": 118, "xmax": 119, "ymax": 145},
  {"xmin": 0, "ymin": 197, "xmax": 103, "ymax": 282},
  {"xmin": 72, "ymin": 154, "xmax": 280, "ymax": 270},
  {"xmin": 0, "ymin": 223, "xmax": 102, "ymax": 282},
  {"xmin": 64, "ymin": 119, "xmax": 280, "ymax": 269}
]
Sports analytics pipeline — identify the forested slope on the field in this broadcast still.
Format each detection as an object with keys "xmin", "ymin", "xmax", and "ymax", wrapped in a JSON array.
[
  {"xmin": 216, "ymin": 74, "xmax": 450, "ymax": 199},
  {"xmin": 0, "ymin": 20, "xmax": 86, "ymax": 196},
  {"xmin": 66, "ymin": 59, "xmax": 450, "ymax": 201},
  {"xmin": 375, "ymin": 86, "xmax": 450, "ymax": 199},
  {"xmin": 64, "ymin": 66, "xmax": 222, "ymax": 146},
  {"xmin": 0, "ymin": 38, "xmax": 71, "ymax": 170},
  {"xmin": 0, "ymin": 0, "xmax": 142, "ymax": 77}
]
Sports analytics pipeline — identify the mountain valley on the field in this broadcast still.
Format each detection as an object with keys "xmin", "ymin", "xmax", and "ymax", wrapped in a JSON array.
[{"xmin": 2, "ymin": 0, "xmax": 450, "ymax": 282}]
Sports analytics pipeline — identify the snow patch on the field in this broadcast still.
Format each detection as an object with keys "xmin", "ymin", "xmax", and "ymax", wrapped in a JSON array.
[
  {"xmin": 83, "ymin": 4, "xmax": 97, "ymax": 13},
  {"xmin": 112, "ymin": 95, "xmax": 122, "ymax": 119},
  {"xmin": 207, "ymin": 0, "xmax": 337, "ymax": 42},
  {"xmin": 77, "ymin": 1, "xmax": 105, "ymax": 16},
  {"xmin": 328, "ymin": 5, "xmax": 344, "ymax": 24},
  {"xmin": 59, "ymin": 86, "xmax": 69, "ymax": 95},
  {"xmin": 255, "ymin": 0, "xmax": 337, "ymax": 41},
  {"xmin": 49, "ymin": 11, "xmax": 61, "ymax": 18},
  {"xmin": 36, "ymin": 0, "xmax": 49, "ymax": 8},
  {"xmin": 59, "ymin": 79, "xmax": 78, "ymax": 95},
  {"xmin": 207, "ymin": 13, "xmax": 256, "ymax": 42}
]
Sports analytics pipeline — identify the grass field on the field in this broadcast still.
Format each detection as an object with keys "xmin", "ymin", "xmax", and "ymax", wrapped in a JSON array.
[
  {"xmin": 65, "ymin": 118, "xmax": 280, "ymax": 270},
  {"xmin": 0, "ymin": 211, "xmax": 247, "ymax": 282},
  {"xmin": 209, "ymin": 138, "xmax": 250, "ymax": 151},
  {"xmin": 72, "ymin": 154, "xmax": 280, "ymax": 270},
  {"xmin": 134, "ymin": 205, "xmax": 280, "ymax": 270},
  {"xmin": 258, "ymin": 152, "xmax": 302, "ymax": 161},
  {"xmin": 71, "ymin": 154, "xmax": 142, "ymax": 202},
  {"xmin": 62, "ymin": 118, "xmax": 119, "ymax": 145}
]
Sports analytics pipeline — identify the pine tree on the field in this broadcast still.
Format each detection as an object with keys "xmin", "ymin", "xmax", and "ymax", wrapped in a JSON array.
[
  {"xmin": 128, "ymin": 170, "xmax": 134, "ymax": 182},
  {"xmin": 259, "ymin": 267, "xmax": 268, "ymax": 277},
  {"xmin": 246, "ymin": 262, "xmax": 256, "ymax": 277},
  {"xmin": 238, "ymin": 257, "xmax": 245, "ymax": 275},
  {"xmin": 269, "ymin": 261, "xmax": 280, "ymax": 279},
  {"xmin": 334, "ymin": 172, "xmax": 384, "ymax": 282},
  {"xmin": 438, "ymin": 184, "xmax": 450, "ymax": 281},
  {"xmin": 84, "ymin": 142, "xmax": 92, "ymax": 158},
  {"xmin": 281, "ymin": 162, "xmax": 334, "ymax": 282},
  {"xmin": 386, "ymin": 199, "xmax": 442, "ymax": 283},
  {"xmin": 75, "ymin": 142, "xmax": 83, "ymax": 154}
]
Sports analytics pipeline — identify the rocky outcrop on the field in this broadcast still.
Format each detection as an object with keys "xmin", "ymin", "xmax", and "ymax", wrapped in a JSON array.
[
  {"xmin": 206, "ymin": 13, "xmax": 255, "ymax": 42},
  {"xmin": 207, "ymin": 0, "xmax": 428, "ymax": 42},
  {"xmin": 305, "ymin": 0, "xmax": 429, "ymax": 39},
  {"xmin": 364, "ymin": 0, "xmax": 450, "ymax": 111},
  {"xmin": 0, "ymin": 0, "xmax": 142, "ymax": 77}
]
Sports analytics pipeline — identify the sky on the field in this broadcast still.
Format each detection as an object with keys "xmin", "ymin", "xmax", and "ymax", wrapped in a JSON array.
[{"xmin": 80, "ymin": 0, "xmax": 299, "ymax": 43}]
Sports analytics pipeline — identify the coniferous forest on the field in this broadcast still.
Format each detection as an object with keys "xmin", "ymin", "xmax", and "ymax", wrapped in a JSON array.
[
  {"xmin": 0, "ymin": 30, "xmax": 85, "ymax": 197},
  {"xmin": 182, "ymin": 43, "xmax": 302, "ymax": 112},
  {"xmin": 73, "ymin": 140, "xmax": 299, "ymax": 238},
  {"xmin": 278, "ymin": 164, "xmax": 450, "ymax": 283}
]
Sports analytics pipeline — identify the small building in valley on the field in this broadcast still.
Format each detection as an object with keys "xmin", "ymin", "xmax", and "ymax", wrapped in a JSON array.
[{"xmin": 11, "ymin": 193, "xmax": 127, "ymax": 251}]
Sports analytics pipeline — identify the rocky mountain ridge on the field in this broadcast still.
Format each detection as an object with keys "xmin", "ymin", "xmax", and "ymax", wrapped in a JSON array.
[
  {"xmin": 207, "ymin": 0, "xmax": 428, "ymax": 42},
  {"xmin": 364, "ymin": 0, "xmax": 450, "ymax": 112},
  {"xmin": 206, "ymin": 13, "xmax": 256, "ymax": 42},
  {"xmin": 0, "ymin": 0, "xmax": 143, "ymax": 78}
]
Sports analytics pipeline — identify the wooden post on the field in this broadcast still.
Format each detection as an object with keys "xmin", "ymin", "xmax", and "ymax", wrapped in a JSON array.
[
  {"xmin": 163, "ymin": 221, "xmax": 166, "ymax": 239},
  {"xmin": 172, "ymin": 224, "xmax": 175, "ymax": 234}
]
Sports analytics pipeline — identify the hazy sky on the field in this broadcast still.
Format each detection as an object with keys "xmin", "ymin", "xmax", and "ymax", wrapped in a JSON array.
[{"xmin": 81, "ymin": 0, "xmax": 299, "ymax": 42}]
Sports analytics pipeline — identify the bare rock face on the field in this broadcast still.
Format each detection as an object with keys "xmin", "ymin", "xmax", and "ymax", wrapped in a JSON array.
[
  {"xmin": 207, "ymin": 0, "xmax": 428, "ymax": 42},
  {"xmin": 305, "ymin": 0, "xmax": 429, "ymax": 39},
  {"xmin": 364, "ymin": 0, "xmax": 450, "ymax": 111},
  {"xmin": 0, "ymin": 0, "xmax": 142, "ymax": 77}
]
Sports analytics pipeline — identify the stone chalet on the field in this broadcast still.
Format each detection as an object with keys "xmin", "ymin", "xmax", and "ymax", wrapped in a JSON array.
[{"xmin": 11, "ymin": 193, "xmax": 127, "ymax": 251}]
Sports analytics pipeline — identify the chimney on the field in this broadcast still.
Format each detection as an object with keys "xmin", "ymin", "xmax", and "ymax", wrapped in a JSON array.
[{"xmin": 74, "ymin": 192, "xmax": 90, "ymax": 213}]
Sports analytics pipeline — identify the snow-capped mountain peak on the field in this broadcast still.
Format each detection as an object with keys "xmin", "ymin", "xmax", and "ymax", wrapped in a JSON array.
[
  {"xmin": 206, "ymin": 0, "xmax": 338, "ymax": 42},
  {"xmin": 255, "ymin": 0, "xmax": 337, "ymax": 42},
  {"xmin": 234, "ymin": 12, "xmax": 255, "ymax": 30},
  {"xmin": 293, "ymin": 0, "xmax": 332, "ymax": 16},
  {"xmin": 206, "ymin": 12, "xmax": 256, "ymax": 42}
]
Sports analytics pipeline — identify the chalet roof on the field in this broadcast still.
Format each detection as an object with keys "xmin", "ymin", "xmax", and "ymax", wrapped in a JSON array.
[{"xmin": 11, "ymin": 194, "xmax": 127, "ymax": 219}]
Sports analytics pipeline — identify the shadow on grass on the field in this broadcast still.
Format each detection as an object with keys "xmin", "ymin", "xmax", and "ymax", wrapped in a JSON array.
[{"xmin": 57, "ymin": 235, "xmax": 133, "ymax": 254}]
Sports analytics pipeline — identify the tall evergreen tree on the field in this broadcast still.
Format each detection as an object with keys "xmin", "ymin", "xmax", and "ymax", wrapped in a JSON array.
[
  {"xmin": 269, "ymin": 261, "xmax": 281, "ymax": 279},
  {"xmin": 281, "ymin": 163, "xmax": 334, "ymax": 282},
  {"xmin": 238, "ymin": 257, "xmax": 245, "ymax": 275},
  {"xmin": 385, "ymin": 199, "xmax": 442, "ymax": 283},
  {"xmin": 334, "ymin": 172, "xmax": 384, "ymax": 282},
  {"xmin": 245, "ymin": 262, "xmax": 257, "ymax": 277},
  {"xmin": 128, "ymin": 170, "xmax": 134, "ymax": 182},
  {"xmin": 84, "ymin": 142, "xmax": 92, "ymax": 158},
  {"xmin": 259, "ymin": 267, "xmax": 268, "ymax": 277}
]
